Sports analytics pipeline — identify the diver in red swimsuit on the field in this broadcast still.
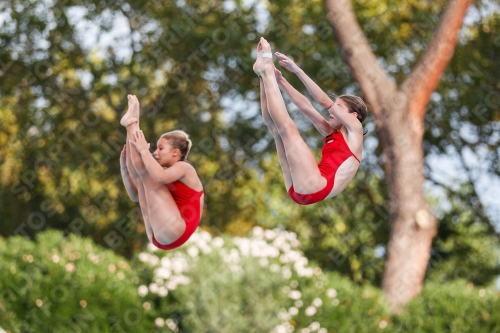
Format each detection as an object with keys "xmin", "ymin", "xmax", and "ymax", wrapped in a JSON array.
[
  {"xmin": 119, "ymin": 95, "xmax": 204, "ymax": 250},
  {"xmin": 253, "ymin": 38, "xmax": 367, "ymax": 205}
]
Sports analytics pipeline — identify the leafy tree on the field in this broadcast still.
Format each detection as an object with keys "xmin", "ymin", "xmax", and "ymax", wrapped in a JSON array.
[
  {"xmin": 1, "ymin": 0, "xmax": 498, "ymax": 311},
  {"xmin": 0, "ymin": 0, "xmax": 266, "ymax": 256}
]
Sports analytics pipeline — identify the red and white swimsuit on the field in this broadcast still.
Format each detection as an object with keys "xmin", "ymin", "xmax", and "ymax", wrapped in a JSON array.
[
  {"xmin": 152, "ymin": 181, "xmax": 204, "ymax": 250},
  {"xmin": 288, "ymin": 131, "xmax": 360, "ymax": 205}
]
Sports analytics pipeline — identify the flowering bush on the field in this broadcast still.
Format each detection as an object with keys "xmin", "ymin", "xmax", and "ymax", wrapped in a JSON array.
[
  {"xmin": 132, "ymin": 227, "xmax": 390, "ymax": 332},
  {"xmin": 2, "ymin": 228, "xmax": 498, "ymax": 333},
  {"xmin": 0, "ymin": 230, "xmax": 154, "ymax": 332},
  {"xmin": 133, "ymin": 226, "xmax": 500, "ymax": 333}
]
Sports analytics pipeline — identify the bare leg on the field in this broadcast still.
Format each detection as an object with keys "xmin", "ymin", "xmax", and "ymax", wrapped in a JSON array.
[
  {"xmin": 121, "ymin": 96, "xmax": 153, "ymax": 241},
  {"xmin": 254, "ymin": 39, "xmax": 326, "ymax": 194},
  {"xmin": 122, "ymin": 95, "xmax": 185, "ymax": 245},
  {"xmin": 260, "ymin": 78, "xmax": 293, "ymax": 190}
]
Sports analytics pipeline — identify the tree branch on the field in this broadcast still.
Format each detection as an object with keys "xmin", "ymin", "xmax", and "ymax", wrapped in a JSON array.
[
  {"xmin": 401, "ymin": 0, "xmax": 473, "ymax": 120},
  {"xmin": 425, "ymin": 163, "xmax": 500, "ymax": 242},
  {"xmin": 427, "ymin": 176, "xmax": 500, "ymax": 240},
  {"xmin": 323, "ymin": 0, "xmax": 396, "ymax": 119}
]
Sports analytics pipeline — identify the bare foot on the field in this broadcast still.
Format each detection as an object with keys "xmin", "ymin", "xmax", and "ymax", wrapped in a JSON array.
[
  {"xmin": 253, "ymin": 37, "xmax": 273, "ymax": 77},
  {"xmin": 120, "ymin": 95, "xmax": 140, "ymax": 127}
]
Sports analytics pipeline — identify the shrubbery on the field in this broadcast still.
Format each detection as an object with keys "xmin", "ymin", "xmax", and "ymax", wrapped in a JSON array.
[
  {"xmin": 133, "ymin": 226, "xmax": 500, "ymax": 333},
  {"xmin": 1, "ymin": 229, "xmax": 499, "ymax": 333},
  {"xmin": 0, "ymin": 231, "xmax": 154, "ymax": 333}
]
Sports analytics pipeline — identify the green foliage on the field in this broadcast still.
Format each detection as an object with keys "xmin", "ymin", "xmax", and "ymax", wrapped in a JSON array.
[
  {"xmin": 428, "ymin": 188, "xmax": 500, "ymax": 285},
  {"xmin": 0, "ymin": 230, "xmax": 153, "ymax": 333},
  {"xmin": 0, "ymin": 0, "xmax": 264, "ymax": 255},
  {"xmin": 392, "ymin": 280, "xmax": 500, "ymax": 332},
  {"xmin": 0, "ymin": 0, "xmax": 498, "ymax": 290},
  {"xmin": 131, "ymin": 229, "xmax": 296, "ymax": 332},
  {"xmin": 130, "ymin": 227, "xmax": 500, "ymax": 332},
  {"xmin": 422, "ymin": 11, "xmax": 500, "ymax": 283},
  {"xmin": 1, "ymin": 229, "xmax": 498, "ymax": 332}
]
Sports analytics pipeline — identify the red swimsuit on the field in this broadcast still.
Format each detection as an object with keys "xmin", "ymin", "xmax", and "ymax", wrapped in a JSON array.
[
  {"xmin": 152, "ymin": 180, "xmax": 204, "ymax": 250},
  {"xmin": 288, "ymin": 131, "xmax": 360, "ymax": 205}
]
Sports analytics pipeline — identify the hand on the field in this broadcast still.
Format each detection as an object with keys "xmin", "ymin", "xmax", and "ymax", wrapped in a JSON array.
[
  {"xmin": 274, "ymin": 67, "xmax": 284, "ymax": 82},
  {"xmin": 129, "ymin": 130, "xmax": 150, "ymax": 153},
  {"xmin": 275, "ymin": 52, "xmax": 301, "ymax": 74}
]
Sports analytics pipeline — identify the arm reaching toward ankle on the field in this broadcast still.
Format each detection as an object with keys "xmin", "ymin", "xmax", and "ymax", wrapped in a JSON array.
[
  {"xmin": 275, "ymin": 68, "xmax": 332, "ymax": 137},
  {"xmin": 275, "ymin": 52, "xmax": 333, "ymax": 109}
]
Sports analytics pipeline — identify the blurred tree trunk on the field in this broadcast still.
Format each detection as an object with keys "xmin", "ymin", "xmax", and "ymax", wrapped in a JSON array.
[{"xmin": 324, "ymin": 0, "xmax": 472, "ymax": 311}]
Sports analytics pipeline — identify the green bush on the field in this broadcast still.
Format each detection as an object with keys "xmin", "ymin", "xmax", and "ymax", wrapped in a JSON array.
[
  {"xmin": 131, "ymin": 228, "xmax": 294, "ymax": 333},
  {"xmin": 0, "ymin": 230, "xmax": 154, "ymax": 333},
  {"xmin": 2, "ymin": 228, "xmax": 498, "ymax": 333},
  {"xmin": 132, "ymin": 227, "xmax": 391, "ymax": 333},
  {"xmin": 391, "ymin": 280, "xmax": 500, "ymax": 332},
  {"xmin": 133, "ymin": 227, "xmax": 500, "ymax": 333}
]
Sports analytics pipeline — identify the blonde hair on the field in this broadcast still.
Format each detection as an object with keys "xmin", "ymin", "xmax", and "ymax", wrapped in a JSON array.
[{"xmin": 160, "ymin": 130, "xmax": 193, "ymax": 161}]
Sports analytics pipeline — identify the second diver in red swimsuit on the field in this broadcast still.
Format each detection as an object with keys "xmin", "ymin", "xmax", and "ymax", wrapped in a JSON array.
[
  {"xmin": 120, "ymin": 95, "xmax": 204, "ymax": 250},
  {"xmin": 253, "ymin": 38, "xmax": 367, "ymax": 205}
]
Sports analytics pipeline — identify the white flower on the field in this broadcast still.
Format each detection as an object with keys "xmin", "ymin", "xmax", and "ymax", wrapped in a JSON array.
[
  {"xmin": 147, "ymin": 243, "xmax": 158, "ymax": 252},
  {"xmin": 265, "ymin": 229, "xmax": 277, "ymax": 240},
  {"xmin": 288, "ymin": 307, "xmax": 299, "ymax": 315},
  {"xmin": 305, "ymin": 306, "xmax": 317, "ymax": 316},
  {"xmin": 166, "ymin": 318, "xmax": 178, "ymax": 331},
  {"xmin": 273, "ymin": 236, "xmax": 285, "ymax": 249},
  {"xmin": 149, "ymin": 283, "xmax": 159, "ymax": 293},
  {"xmin": 326, "ymin": 288, "xmax": 337, "ymax": 298},
  {"xmin": 171, "ymin": 257, "xmax": 189, "ymax": 274},
  {"xmin": 212, "ymin": 237, "xmax": 224, "ymax": 248},
  {"xmin": 288, "ymin": 290, "xmax": 302, "ymax": 300},
  {"xmin": 198, "ymin": 243, "xmax": 212, "ymax": 254},
  {"xmin": 252, "ymin": 226, "xmax": 264, "ymax": 238},
  {"xmin": 187, "ymin": 246, "xmax": 199, "ymax": 257},
  {"xmin": 138, "ymin": 252, "xmax": 149, "ymax": 263},
  {"xmin": 318, "ymin": 329, "xmax": 327, "ymax": 333},
  {"xmin": 155, "ymin": 318, "xmax": 165, "ymax": 327},
  {"xmin": 312, "ymin": 297, "xmax": 323, "ymax": 307},
  {"xmin": 296, "ymin": 267, "xmax": 314, "ymax": 278},
  {"xmin": 158, "ymin": 287, "xmax": 168, "ymax": 297},
  {"xmin": 166, "ymin": 275, "xmax": 191, "ymax": 290},
  {"xmin": 259, "ymin": 258, "xmax": 269, "ymax": 267},
  {"xmin": 154, "ymin": 267, "xmax": 171, "ymax": 279},
  {"xmin": 149, "ymin": 255, "xmax": 160, "ymax": 266},
  {"xmin": 272, "ymin": 324, "xmax": 288, "ymax": 333},
  {"xmin": 138, "ymin": 285, "xmax": 148, "ymax": 297},
  {"xmin": 309, "ymin": 322, "xmax": 320, "ymax": 330},
  {"xmin": 160, "ymin": 257, "xmax": 171, "ymax": 268}
]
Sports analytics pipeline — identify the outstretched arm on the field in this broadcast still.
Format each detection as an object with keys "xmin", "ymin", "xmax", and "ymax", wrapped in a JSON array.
[
  {"xmin": 275, "ymin": 68, "xmax": 332, "ymax": 137},
  {"xmin": 129, "ymin": 130, "xmax": 187, "ymax": 184},
  {"xmin": 276, "ymin": 52, "xmax": 361, "ymax": 133},
  {"xmin": 275, "ymin": 52, "xmax": 332, "ymax": 109},
  {"xmin": 120, "ymin": 146, "xmax": 139, "ymax": 202}
]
